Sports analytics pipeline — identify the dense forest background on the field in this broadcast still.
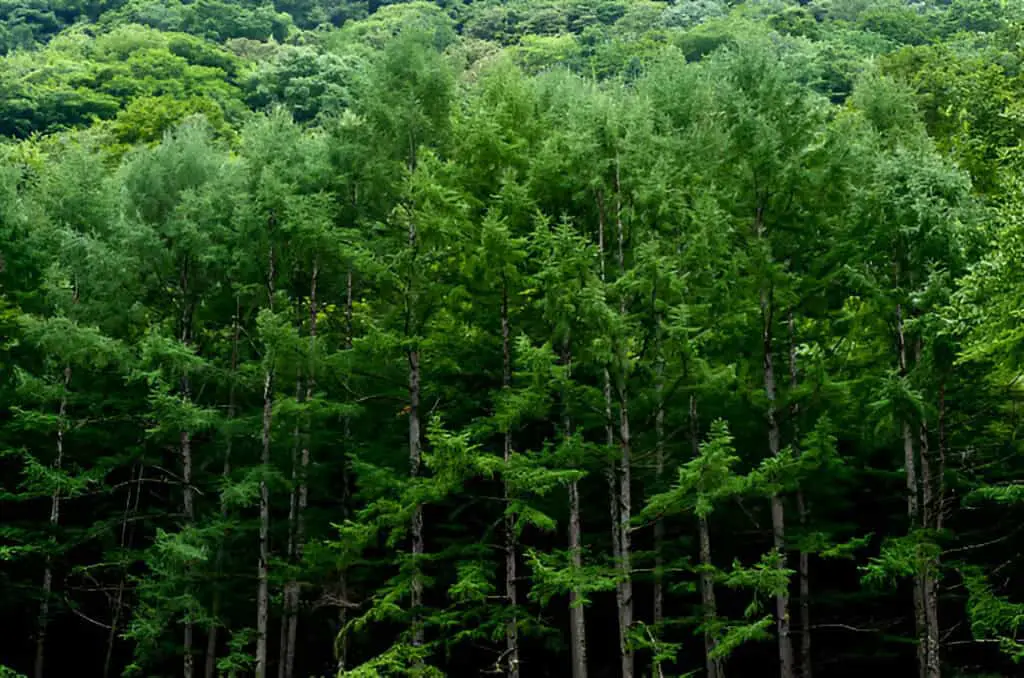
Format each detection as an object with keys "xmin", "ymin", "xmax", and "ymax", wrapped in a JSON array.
[{"xmin": 3, "ymin": 1, "xmax": 1024, "ymax": 677}]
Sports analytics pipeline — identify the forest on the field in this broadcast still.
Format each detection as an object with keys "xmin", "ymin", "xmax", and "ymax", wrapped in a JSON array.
[{"xmin": 2, "ymin": 1, "xmax": 1024, "ymax": 677}]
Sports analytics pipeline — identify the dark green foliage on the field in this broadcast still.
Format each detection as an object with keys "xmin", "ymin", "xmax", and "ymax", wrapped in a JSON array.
[{"xmin": 3, "ymin": 2, "xmax": 1024, "ymax": 678}]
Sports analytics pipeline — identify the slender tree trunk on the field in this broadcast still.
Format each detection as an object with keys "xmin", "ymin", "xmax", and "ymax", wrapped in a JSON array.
[
  {"xmin": 562, "ymin": 340, "xmax": 587, "ymax": 678},
  {"xmin": 280, "ymin": 263, "xmax": 318, "ymax": 678},
  {"xmin": 568, "ymin": 478, "xmax": 587, "ymax": 678},
  {"xmin": 937, "ymin": 382, "xmax": 947, "ymax": 532},
  {"xmin": 788, "ymin": 312, "xmax": 812, "ymax": 678},
  {"xmin": 796, "ymin": 492, "xmax": 811, "ymax": 678},
  {"xmin": 280, "ymin": 266, "xmax": 315, "ymax": 678},
  {"xmin": 105, "ymin": 463, "xmax": 143, "ymax": 678},
  {"xmin": 915, "ymin": 343, "xmax": 940, "ymax": 678},
  {"xmin": 182, "ymin": 313, "xmax": 195, "ymax": 678},
  {"xmin": 613, "ymin": 162, "xmax": 634, "ymax": 678},
  {"xmin": 407, "ymin": 205, "xmax": 425, "ymax": 648},
  {"xmin": 761, "ymin": 286, "xmax": 795, "ymax": 678},
  {"xmin": 921, "ymin": 435, "xmax": 941, "ymax": 678},
  {"xmin": 336, "ymin": 267, "xmax": 354, "ymax": 674},
  {"xmin": 279, "ymin": 378, "xmax": 303, "ymax": 678},
  {"xmin": 895, "ymin": 302, "xmax": 926, "ymax": 678},
  {"xmin": 596, "ymin": 191, "xmax": 621, "ymax": 602},
  {"xmin": 206, "ymin": 296, "xmax": 240, "ymax": 678},
  {"xmin": 35, "ymin": 365, "xmax": 71, "ymax": 678},
  {"xmin": 256, "ymin": 244, "xmax": 276, "ymax": 678},
  {"xmin": 501, "ymin": 279, "xmax": 520, "ymax": 678},
  {"xmin": 653, "ymin": 356, "xmax": 665, "ymax": 628},
  {"xmin": 409, "ymin": 347, "xmax": 424, "ymax": 646},
  {"xmin": 693, "ymin": 395, "xmax": 723, "ymax": 678},
  {"xmin": 929, "ymin": 382, "xmax": 948, "ymax": 678}
]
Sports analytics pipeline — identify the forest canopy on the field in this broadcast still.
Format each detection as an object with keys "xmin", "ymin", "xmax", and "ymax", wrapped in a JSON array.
[{"xmin": 3, "ymin": 2, "xmax": 1024, "ymax": 678}]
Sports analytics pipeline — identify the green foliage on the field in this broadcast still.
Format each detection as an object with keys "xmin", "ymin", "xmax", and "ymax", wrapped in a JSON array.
[{"xmin": 4, "ymin": 2, "xmax": 1024, "ymax": 677}]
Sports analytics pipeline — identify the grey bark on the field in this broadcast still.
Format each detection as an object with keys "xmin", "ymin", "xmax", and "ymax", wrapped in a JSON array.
[
  {"xmin": 206, "ymin": 296, "xmax": 239, "ymax": 678},
  {"xmin": 408, "ymin": 207, "xmax": 425, "ymax": 647},
  {"xmin": 106, "ymin": 464, "xmax": 143, "ymax": 678},
  {"xmin": 501, "ymin": 279, "xmax": 519, "ymax": 678},
  {"xmin": 336, "ymin": 267, "xmax": 354, "ymax": 674},
  {"xmin": 789, "ymin": 312, "xmax": 812, "ymax": 678},
  {"xmin": 693, "ymin": 395, "xmax": 723, "ymax": 678},
  {"xmin": 915, "ymin": 343, "xmax": 940, "ymax": 678},
  {"xmin": 613, "ymin": 162, "xmax": 633, "ymax": 678},
  {"xmin": 280, "ymin": 262, "xmax": 318, "ymax": 678},
  {"xmin": 761, "ymin": 285, "xmax": 795, "ymax": 678},
  {"xmin": 895, "ymin": 302, "xmax": 927, "ymax": 678},
  {"xmin": 563, "ymin": 341, "xmax": 587, "ymax": 678},
  {"xmin": 35, "ymin": 365, "xmax": 71, "ymax": 678},
  {"xmin": 181, "ymin": 292, "xmax": 195, "ymax": 678},
  {"xmin": 256, "ymin": 244, "xmax": 276, "ymax": 678},
  {"xmin": 653, "ymin": 357, "xmax": 665, "ymax": 627}
]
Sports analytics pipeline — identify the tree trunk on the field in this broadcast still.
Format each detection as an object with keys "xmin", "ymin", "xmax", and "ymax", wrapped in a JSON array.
[
  {"xmin": 409, "ymin": 345, "xmax": 424, "ymax": 647},
  {"xmin": 915, "ymin": 343, "xmax": 940, "ymax": 678},
  {"xmin": 106, "ymin": 463, "xmax": 143, "ymax": 678},
  {"xmin": 179, "ymin": 259, "xmax": 196, "ymax": 678},
  {"xmin": 653, "ymin": 356, "xmax": 665, "ymax": 628},
  {"xmin": 280, "ymin": 263, "xmax": 318, "ymax": 678},
  {"xmin": 501, "ymin": 279, "xmax": 520, "ymax": 678},
  {"xmin": 796, "ymin": 492, "xmax": 812, "ymax": 678},
  {"xmin": 336, "ymin": 267, "xmax": 354, "ymax": 674},
  {"xmin": 279, "ymin": 379, "xmax": 303, "ymax": 678},
  {"xmin": 613, "ymin": 161, "xmax": 634, "ymax": 678},
  {"xmin": 596, "ymin": 190, "xmax": 621, "ymax": 618},
  {"xmin": 568, "ymin": 478, "xmax": 587, "ymax": 678},
  {"xmin": 256, "ymin": 245, "xmax": 276, "ymax": 678},
  {"xmin": 921, "ymin": 445, "xmax": 941, "ymax": 678},
  {"xmin": 937, "ymin": 382, "xmax": 947, "ymax": 532},
  {"xmin": 206, "ymin": 296, "xmax": 240, "ymax": 678},
  {"xmin": 693, "ymin": 395, "xmax": 723, "ymax": 678},
  {"xmin": 761, "ymin": 286, "xmax": 795, "ymax": 678},
  {"xmin": 788, "ymin": 312, "xmax": 812, "ymax": 678},
  {"xmin": 895, "ymin": 302, "xmax": 926, "ymax": 678},
  {"xmin": 35, "ymin": 365, "xmax": 71, "ymax": 678},
  {"xmin": 563, "ymin": 340, "xmax": 587, "ymax": 678}
]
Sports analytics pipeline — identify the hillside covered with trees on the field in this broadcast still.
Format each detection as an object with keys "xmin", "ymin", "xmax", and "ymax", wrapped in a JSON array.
[{"xmin": 3, "ymin": 1, "xmax": 1024, "ymax": 677}]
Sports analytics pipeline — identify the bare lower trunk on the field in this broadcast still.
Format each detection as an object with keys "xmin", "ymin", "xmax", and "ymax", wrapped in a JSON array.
[
  {"xmin": 409, "ymin": 347, "xmax": 424, "ymax": 647},
  {"xmin": 206, "ymin": 298, "xmax": 240, "ymax": 678},
  {"xmin": 284, "ymin": 263, "xmax": 317, "ymax": 678},
  {"xmin": 930, "ymin": 384, "xmax": 948, "ymax": 678},
  {"xmin": 916, "ymin": 342, "xmax": 940, "ymax": 678},
  {"xmin": 617, "ymin": 386, "xmax": 634, "ymax": 678},
  {"xmin": 762, "ymin": 287, "xmax": 794, "ymax": 678},
  {"xmin": 789, "ymin": 312, "xmax": 812, "ymax": 678},
  {"xmin": 699, "ymin": 514, "xmax": 722, "ymax": 678},
  {"xmin": 35, "ymin": 366, "xmax": 71, "ymax": 678},
  {"xmin": 336, "ymin": 268, "xmax": 354, "ymax": 674},
  {"xmin": 179, "ymin": 266, "xmax": 197, "ymax": 678},
  {"xmin": 613, "ymin": 166, "xmax": 634, "ymax": 678},
  {"xmin": 937, "ymin": 383, "xmax": 947, "ymax": 532},
  {"xmin": 653, "ymin": 359, "xmax": 665, "ymax": 627},
  {"xmin": 256, "ymin": 245, "xmax": 276, "ymax": 678},
  {"xmin": 563, "ymin": 341, "xmax": 587, "ymax": 678},
  {"xmin": 256, "ymin": 368, "xmax": 273, "ymax": 678},
  {"xmin": 106, "ymin": 464, "xmax": 143, "ymax": 678},
  {"xmin": 895, "ymin": 303, "xmax": 926, "ymax": 678},
  {"xmin": 693, "ymin": 396, "xmax": 722, "ymax": 678},
  {"xmin": 182, "ymin": 426, "xmax": 195, "ymax": 678},
  {"xmin": 501, "ymin": 281, "xmax": 519, "ymax": 678},
  {"xmin": 796, "ymin": 492, "xmax": 811, "ymax": 678},
  {"xmin": 909, "ymin": 422, "xmax": 927, "ymax": 678},
  {"xmin": 279, "ymin": 380, "xmax": 302, "ymax": 678},
  {"xmin": 568, "ymin": 479, "xmax": 588, "ymax": 678}
]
